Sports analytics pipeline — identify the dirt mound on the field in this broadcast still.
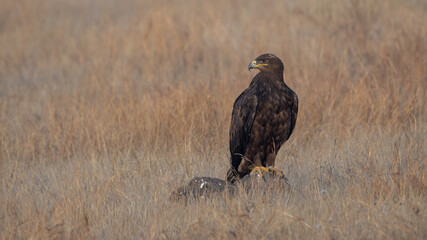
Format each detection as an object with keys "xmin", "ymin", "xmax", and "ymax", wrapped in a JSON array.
[{"xmin": 170, "ymin": 171, "xmax": 292, "ymax": 201}]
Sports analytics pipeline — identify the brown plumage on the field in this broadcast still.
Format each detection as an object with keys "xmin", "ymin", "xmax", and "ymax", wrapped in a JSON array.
[{"xmin": 226, "ymin": 53, "xmax": 298, "ymax": 183}]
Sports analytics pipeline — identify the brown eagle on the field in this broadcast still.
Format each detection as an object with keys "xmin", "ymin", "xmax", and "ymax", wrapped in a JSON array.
[{"xmin": 226, "ymin": 53, "xmax": 298, "ymax": 183}]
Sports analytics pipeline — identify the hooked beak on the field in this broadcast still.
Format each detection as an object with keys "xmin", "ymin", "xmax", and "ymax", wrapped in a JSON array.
[{"xmin": 248, "ymin": 60, "xmax": 257, "ymax": 71}]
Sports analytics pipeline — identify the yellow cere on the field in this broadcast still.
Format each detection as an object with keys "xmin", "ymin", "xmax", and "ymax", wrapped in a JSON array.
[{"xmin": 254, "ymin": 60, "xmax": 268, "ymax": 67}]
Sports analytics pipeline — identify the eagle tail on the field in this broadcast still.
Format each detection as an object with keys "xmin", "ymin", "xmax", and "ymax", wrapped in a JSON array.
[{"xmin": 226, "ymin": 167, "xmax": 239, "ymax": 184}]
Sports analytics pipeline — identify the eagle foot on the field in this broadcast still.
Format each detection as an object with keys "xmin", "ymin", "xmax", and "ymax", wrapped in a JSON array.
[{"xmin": 250, "ymin": 166, "xmax": 285, "ymax": 178}]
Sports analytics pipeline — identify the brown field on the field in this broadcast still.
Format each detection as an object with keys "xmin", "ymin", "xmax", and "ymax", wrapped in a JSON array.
[{"xmin": 1, "ymin": 0, "xmax": 426, "ymax": 239}]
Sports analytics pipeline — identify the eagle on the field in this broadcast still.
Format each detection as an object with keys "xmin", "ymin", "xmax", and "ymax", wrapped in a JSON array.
[{"xmin": 226, "ymin": 53, "xmax": 298, "ymax": 183}]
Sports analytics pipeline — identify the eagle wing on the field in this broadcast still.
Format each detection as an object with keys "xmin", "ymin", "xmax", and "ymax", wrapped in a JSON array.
[
  {"xmin": 229, "ymin": 89, "xmax": 258, "ymax": 170},
  {"xmin": 287, "ymin": 91, "xmax": 298, "ymax": 140}
]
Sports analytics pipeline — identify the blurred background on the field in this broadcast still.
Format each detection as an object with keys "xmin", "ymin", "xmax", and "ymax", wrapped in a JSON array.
[{"xmin": 1, "ymin": 0, "xmax": 425, "ymax": 161}]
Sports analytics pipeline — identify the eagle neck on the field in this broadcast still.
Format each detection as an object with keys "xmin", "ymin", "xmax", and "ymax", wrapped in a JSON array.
[{"xmin": 250, "ymin": 72, "xmax": 285, "ymax": 87}]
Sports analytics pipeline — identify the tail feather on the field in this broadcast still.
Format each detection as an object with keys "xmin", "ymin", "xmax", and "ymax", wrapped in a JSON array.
[{"xmin": 226, "ymin": 167, "xmax": 239, "ymax": 184}]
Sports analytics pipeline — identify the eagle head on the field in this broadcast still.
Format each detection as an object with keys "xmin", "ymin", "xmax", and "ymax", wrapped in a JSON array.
[{"xmin": 248, "ymin": 53, "xmax": 284, "ymax": 74}]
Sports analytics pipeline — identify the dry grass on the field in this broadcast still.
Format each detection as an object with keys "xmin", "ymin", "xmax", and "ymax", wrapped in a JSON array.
[{"xmin": 1, "ymin": 0, "xmax": 426, "ymax": 239}]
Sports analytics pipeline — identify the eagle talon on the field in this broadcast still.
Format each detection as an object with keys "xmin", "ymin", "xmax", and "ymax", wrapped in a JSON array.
[
  {"xmin": 250, "ymin": 166, "xmax": 284, "ymax": 178},
  {"xmin": 268, "ymin": 167, "xmax": 285, "ymax": 178}
]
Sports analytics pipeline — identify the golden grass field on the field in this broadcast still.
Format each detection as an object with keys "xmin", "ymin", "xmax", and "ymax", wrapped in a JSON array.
[{"xmin": 1, "ymin": 0, "xmax": 426, "ymax": 239}]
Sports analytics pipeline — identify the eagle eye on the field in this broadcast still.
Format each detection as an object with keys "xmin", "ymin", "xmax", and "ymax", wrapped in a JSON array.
[{"xmin": 261, "ymin": 59, "xmax": 267, "ymax": 63}]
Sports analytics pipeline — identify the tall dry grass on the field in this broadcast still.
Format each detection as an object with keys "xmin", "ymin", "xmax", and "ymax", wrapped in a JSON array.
[{"xmin": 0, "ymin": 0, "xmax": 426, "ymax": 239}]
